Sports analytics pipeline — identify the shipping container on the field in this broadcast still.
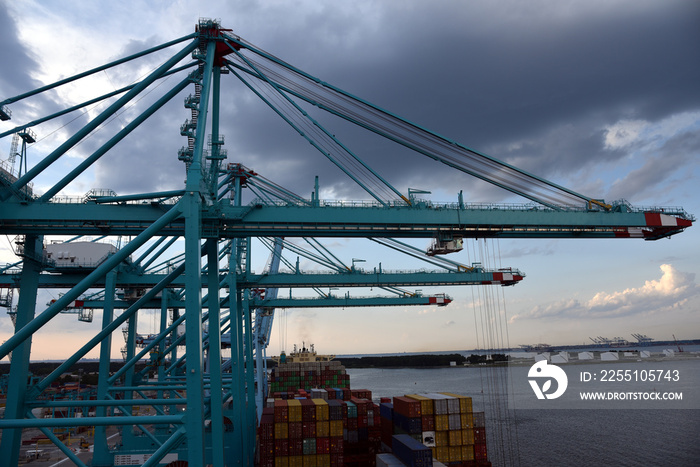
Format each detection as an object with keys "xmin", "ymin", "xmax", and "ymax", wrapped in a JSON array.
[
  {"xmin": 448, "ymin": 429, "xmax": 462, "ymax": 446},
  {"xmin": 316, "ymin": 421, "xmax": 330, "ymax": 438},
  {"xmin": 438, "ymin": 392, "xmax": 473, "ymax": 414},
  {"xmin": 376, "ymin": 453, "xmax": 407, "ymax": 467},
  {"xmin": 406, "ymin": 394, "xmax": 434, "ymax": 416},
  {"xmin": 288, "ymin": 400, "xmax": 302, "ymax": 423},
  {"xmin": 313, "ymin": 399, "xmax": 329, "ymax": 421},
  {"xmin": 391, "ymin": 434, "xmax": 433, "ymax": 467},
  {"xmin": 393, "ymin": 396, "xmax": 421, "ymax": 418}
]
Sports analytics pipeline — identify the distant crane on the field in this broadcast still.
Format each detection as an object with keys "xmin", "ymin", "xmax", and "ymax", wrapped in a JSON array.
[
  {"xmin": 631, "ymin": 333, "xmax": 654, "ymax": 345},
  {"xmin": 672, "ymin": 334, "xmax": 684, "ymax": 352}
]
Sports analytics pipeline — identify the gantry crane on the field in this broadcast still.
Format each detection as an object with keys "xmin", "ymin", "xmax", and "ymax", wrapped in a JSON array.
[{"xmin": 0, "ymin": 19, "xmax": 693, "ymax": 467}]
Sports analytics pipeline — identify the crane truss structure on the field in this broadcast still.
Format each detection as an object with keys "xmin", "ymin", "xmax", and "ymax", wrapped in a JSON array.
[{"xmin": 0, "ymin": 19, "xmax": 693, "ymax": 467}]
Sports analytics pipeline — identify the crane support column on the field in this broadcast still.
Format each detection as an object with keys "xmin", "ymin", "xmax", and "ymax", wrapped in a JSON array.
[
  {"xmin": 207, "ymin": 239, "xmax": 225, "ymax": 467},
  {"xmin": 92, "ymin": 269, "xmax": 118, "ymax": 467},
  {"xmin": 0, "ymin": 235, "xmax": 43, "ymax": 466},
  {"xmin": 181, "ymin": 34, "xmax": 216, "ymax": 464}
]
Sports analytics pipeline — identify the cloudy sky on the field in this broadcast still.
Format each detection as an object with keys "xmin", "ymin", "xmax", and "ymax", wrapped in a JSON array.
[{"xmin": 1, "ymin": 0, "xmax": 699, "ymax": 360}]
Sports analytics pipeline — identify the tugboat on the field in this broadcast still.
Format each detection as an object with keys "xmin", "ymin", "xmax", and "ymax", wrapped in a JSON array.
[{"xmin": 277, "ymin": 342, "xmax": 335, "ymax": 364}]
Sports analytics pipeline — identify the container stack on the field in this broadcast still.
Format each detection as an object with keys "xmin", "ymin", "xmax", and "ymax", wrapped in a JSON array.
[
  {"xmin": 257, "ymin": 388, "xmax": 489, "ymax": 466},
  {"xmin": 257, "ymin": 398, "xmax": 337, "ymax": 467},
  {"xmin": 376, "ymin": 393, "xmax": 489, "ymax": 466},
  {"xmin": 271, "ymin": 361, "xmax": 350, "ymax": 394},
  {"xmin": 344, "ymin": 396, "xmax": 381, "ymax": 466}
]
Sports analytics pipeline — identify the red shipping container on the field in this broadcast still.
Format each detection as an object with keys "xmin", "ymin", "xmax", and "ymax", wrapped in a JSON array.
[
  {"xmin": 330, "ymin": 453, "xmax": 343, "ymax": 467},
  {"xmin": 274, "ymin": 400, "xmax": 289, "ymax": 423},
  {"xmin": 289, "ymin": 438, "xmax": 303, "ymax": 456},
  {"xmin": 259, "ymin": 414, "xmax": 275, "ymax": 440},
  {"xmin": 329, "ymin": 436, "xmax": 343, "ymax": 453},
  {"xmin": 258, "ymin": 439, "xmax": 274, "ymax": 459},
  {"xmin": 275, "ymin": 438, "xmax": 289, "ymax": 456},
  {"xmin": 475, "ymin": 442, "xmax": 488, "ymax": 460},
  {"xmin": 350, "ymin": 398, "xmax": 369, "ymax": 416},
  {"xmin": 301, "ymin": 399, "xmax": 316, "ymax": 422},
  {"xmin": 357, "ymin": 415, "xmax": 368, "ymax": 429},
  {"xmin": 351, "ymin": 389, "xmax": 372, "ymax": 400},
  {"xmin": 288, "ymin": 422, "xmax": 303, "ymax": 439},
  {"xmin": 421, "ymin": 415, "xmax": 435, "ymax": 431},
  {"xmin": 474, "ymin": 427, "xmax": 486, "ymax": 444},
  {"xmin": 316, "ymin": 437, "xmax": 330, "ymax": 455},
  {"xmin": 302, "ymin": 421, "xmax": 316, "ymax": 438},
  {"xmin": 393, "ymin": 396, "xmax": 421, "ymax": 418}
]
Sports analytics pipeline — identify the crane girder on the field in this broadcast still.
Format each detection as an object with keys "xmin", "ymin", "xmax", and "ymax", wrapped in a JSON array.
[
  {"xmin": 0, "ymin": 200, "xmax": 691, "ymax": 239},
  {"xmin": 0, "ymin": 268, "xmax": 523, "ymax": 288},
  {"xmin": 36, "ymin": 294, "xmax": 453, "ymax": 310}
]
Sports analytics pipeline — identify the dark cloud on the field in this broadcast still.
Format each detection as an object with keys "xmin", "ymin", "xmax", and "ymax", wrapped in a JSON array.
[
  {"xmin": 210, "ymin": 0, "xmax": 700, "ymax": 202},
  {"xmin": 2, "ymin": 1, "xmax": 699, "ymax": 204},
  {"xmin": 0, "ymin": 5, "xmax": 39, "ymax": 98},
  {"xmin": 607, "ymin": 128, "xmax": 700, "ymax": 203}
]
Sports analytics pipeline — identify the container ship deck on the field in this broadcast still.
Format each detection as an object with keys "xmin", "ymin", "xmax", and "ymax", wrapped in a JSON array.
[{"xmin": 258, "ymin": 351, "xmax": 491, "ymax": 467}]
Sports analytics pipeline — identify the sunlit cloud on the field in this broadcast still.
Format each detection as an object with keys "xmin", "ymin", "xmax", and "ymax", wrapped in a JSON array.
[{"xmin": 510, "ymin": 264, "xmax": 698, "ymax": 322}]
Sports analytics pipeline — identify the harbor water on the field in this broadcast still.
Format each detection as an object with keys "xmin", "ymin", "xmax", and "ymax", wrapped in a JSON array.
[{"xmin": 346, "ymin": 357, "xmax": 700, "ymax": 466}]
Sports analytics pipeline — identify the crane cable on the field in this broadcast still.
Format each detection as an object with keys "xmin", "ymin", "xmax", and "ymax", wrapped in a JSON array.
[{"xmin": 469, "ymin": 237, "xmax": 522, "ymax": 467}]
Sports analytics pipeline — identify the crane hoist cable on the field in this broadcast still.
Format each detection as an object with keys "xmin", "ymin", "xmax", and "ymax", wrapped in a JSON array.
[
  {"xmin": 224, "ymin": 34, "xmax": 603, "ymax": 211},
  {"xmin": 225, "ymin": 49, "xmax": 408, "ymax": 205}
]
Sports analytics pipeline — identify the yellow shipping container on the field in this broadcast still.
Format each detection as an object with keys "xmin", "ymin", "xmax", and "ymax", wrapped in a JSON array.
[
  {"xmin": 313, "ymin": 399, "xmax": 329, "ymax": 421},
  {"xmin": 406, "ymin": 394, "xmax": 434, "ymax": 415},
  {"xmin": 435, "ymin": 430, "xmax": 449, "ymax": 447},
  {"xmin": 303, "ymin": 454, "xmax": 317, "ymax": 467},
  {"xmin": 317, "ymin": 454, "xmax": 330, "ymax": 467},
  {"xmin": 275, "ymin": 457, "xmax": 290, "ymax": 467},
  {"xmin": 448, "ymin": 429, "xmax": 462, "ymax": 446},
  {"xmin": 460, "ymin": 412, "xmax": 474, "ymax": 428},
  {"xmin": 289, "ymin": 456, "xmax": 304, "ymax": 467},
  {"xmin": 435, "ymin": 446, "xmax": 450, "ymax": 462},
  {"xmin": 288, "ymin": 399, "xmax": 302, "ymax": 422},
  {"xmin": 434, "ymin": 414, "xmax": 449, "ymax": 431},
  {"xmin": 316, "ymin": 421, "xmax": 330, "ymax": 437},
  {"xmin": 329, "ymin": 420, "xmax": 343, "ymax": 437},
  {"xmin": 449, "ymin": 446, "xmax": 461, "ymax": 462},
  {"xmin": 462, "ymin": 444, "xmax": 475, "ymax": 461},
  {"xmin": 275, "ymin": 422, "xmax": 289, "ymax": 439},
  {"xmin": 462, "ymin": 428, "xmax": 474, "ymax": 444}
]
